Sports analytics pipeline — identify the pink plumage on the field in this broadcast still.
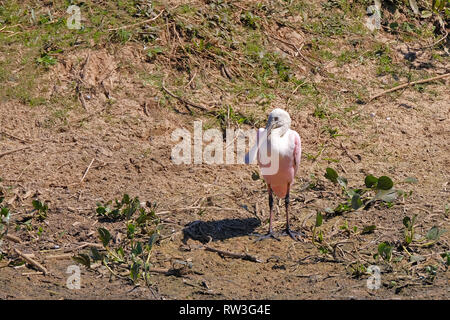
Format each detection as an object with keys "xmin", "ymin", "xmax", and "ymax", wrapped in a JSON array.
[{"xmin": 247, "ymin": 108, "xmax": 303, "ymax": 241}]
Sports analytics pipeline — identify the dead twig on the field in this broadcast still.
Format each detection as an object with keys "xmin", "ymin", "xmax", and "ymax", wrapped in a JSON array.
[
  {"xmin": 0, "ymin": 146, "xmax": 31, "ymax": 159},
  {"xmin": 80, "ymin": 157, "xmax": 95, "ymax": 183},
  {"xmin": 4, "ymin": 234, "xmax": 22, "ymax": 244},
  {"xmin": 14, "ymin": 248, "xmax": 48, "ymax": 275},
  {"xmin": 162, "ymin": 78, "xmax": 209, "ymax": 113},
  {"xmin": 45, "ymin": 253, "xmax": 73, "ymax": 260},
  {"xmin": 108, "ymin": 10, "xmax": 164, "ymax": 31},
  {"xmin": 369, "ymin": 73, "xmax": 450, "ymax": 102},
  {"xmin": 0, "ymin": 131, "xmax": 31, "ymax": 143}
]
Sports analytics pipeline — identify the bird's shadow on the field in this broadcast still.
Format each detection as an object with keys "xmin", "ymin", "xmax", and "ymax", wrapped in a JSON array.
[{"xmin": 182, "ymin": 218, "xmax": 261, "ymax": 244}]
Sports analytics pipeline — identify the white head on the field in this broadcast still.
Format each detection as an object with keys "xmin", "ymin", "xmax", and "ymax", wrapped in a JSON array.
[{"xmin": 265, "ymin": 108, "xmax": 291, "ymax": 137}]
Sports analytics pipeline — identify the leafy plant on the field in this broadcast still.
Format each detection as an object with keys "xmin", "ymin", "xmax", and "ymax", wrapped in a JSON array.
[
  {"xmin": 377, "ymin": 242, "xmax": 393, "ymax": 262},
  {"xmin": 324, "ymin": 168, "xmax": 398, "ymax": 215},
  {"xmin": 441, "ymin": 252, "xmax": 450, "ymax": 267},
  {"xmin": 0, "ymin": 197, "xmax": 11, "ymax": 242},
  {"xmin": 74, "ymin": 195, "xmax": 161, "ymax": 286},
  {"xmin": 32, "ymin": 200, "xmax": 48, "ymax": 221},
  {"xmin": 96, "ymin": 194, "xmax": 141, "ymax": 220},
  {"xmin": 36, "ymin": 53, "xmax": 57, "ymax": 68},
  {"xmin": 402, "ymin": 214, "xmax": 417, "ymax": 245}
]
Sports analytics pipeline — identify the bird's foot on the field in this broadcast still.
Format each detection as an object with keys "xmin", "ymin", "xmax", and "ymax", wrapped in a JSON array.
[
  {"xmin": 281, "ymin": 228, "xmax": 305, "ymax": 241},
  {"xmin": 252, "ymin": 231, "xmax": 281, "ymax": 242}
]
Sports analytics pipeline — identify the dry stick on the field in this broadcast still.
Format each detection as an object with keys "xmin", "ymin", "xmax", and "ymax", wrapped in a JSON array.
[
  {"xmin": 0, "ymin": 146, "xmax": 31, "ymax": 159},
  {"xmin": 5, "ymin": 234, "xmax": 21, "ymax": 244},
  {"xmin": 202, "ymin": 245, "xmax": 263, "ymax": 263},
  {"xmin": 80, "ymin": 157, "xmax": 95, "ymax": 183},
  {"xmin": 14, "ymin": 248, "xmax": 48, "ymax": 275},
  {"xmin": 369, "ymin": 73, "xmax": 450, "ymax": 102},
  {"xmin": 45, "ymin": 253, "xmax": 73, "ymax": 260},
  {"xmin": 162, "ymin": 78, "xmax": 209, "ymax": 113},
  {"xmin": 0, "ymin": 131, "xmax": 30, "ymax": 143},
  {"xmin": 108, "ymin": 10, "xmax": 164, "ymax": 31}
]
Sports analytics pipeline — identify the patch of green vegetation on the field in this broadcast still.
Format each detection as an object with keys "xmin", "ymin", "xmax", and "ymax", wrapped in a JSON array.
[{"xmin": 74, "ymin": 194, "xmax": 162, "ymax": 286}]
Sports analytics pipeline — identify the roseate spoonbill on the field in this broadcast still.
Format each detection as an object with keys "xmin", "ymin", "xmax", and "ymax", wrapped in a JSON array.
[{"xmin": 245, "ymin": 108, "xmax": 302, "ymax": 241}]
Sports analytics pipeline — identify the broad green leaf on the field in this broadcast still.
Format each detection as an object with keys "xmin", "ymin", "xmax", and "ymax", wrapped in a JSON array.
[
  {"xmin": 116, "ymin": 247, "xmax": 125, "ymax": 260},
  {"xmin": 130, "ymin": 262, "xmax": 141, "ymax": 283},
  {"xmin": 324, "ymin": 167, "xmax": 338, "ymax": 183},
  {"xmin": 441, "ymin": 252, "xmax": 450, "ymax": 266},
  {"xmin": 32, "ymin": 200, "xmax": 41, "ymax": 210},
  {"xmin": 377, "ymin": 176, "xmax": 393, "ymax": 190},
  {"xmin": 378, "ymin": 242, "xmax": 393, "ymax": 261},
  {"xmin": 374, "ymin": 189, "xmax": 397, "ymax": 202},
  {"xmin": 132, "ymin": 242, "xmax": 143, "ymax": 255},
  {"xmin": 148, "ymin": 232, "xmax": 159, "ymax": 250},
  {"xmin": 403, "ymin": 216, "xmax": 411, "ymax": 228},
  {"xmin": 90, "ymin": 247, "xmax": 103, "ymax": 261},
  {"xmin": 362, "ymin": 225, "xmax": 376, "ymax": 234},
  {"xmin": 72, "ymin": 253, "xmax": 91, "ymax": 268},
  {"xmin": 122, "ymin": 194, "xmax": 130, "ymax": 204},
  {"xmin": 426, "ymin": 226, "xmax": 445, "ymax": 241},
  {"xmin": 127, "ymin": 223, "xmax": 136, "ymax": 239},
  {"xmin": 365, "ymin": 175, "xmax": 378, "ymax": 188},
  {"xmin": 351, "ymin": 194, "xmax": 363, "ymax": 210},
  {"xmin": 98, "ymin": 227, "xmax": 112, "ymax": 247}
]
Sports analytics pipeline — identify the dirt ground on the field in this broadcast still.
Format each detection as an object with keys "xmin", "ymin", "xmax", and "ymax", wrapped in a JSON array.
[{"xmin": 0, "ymin": 0, "xmax": 449, "ymax": 300}]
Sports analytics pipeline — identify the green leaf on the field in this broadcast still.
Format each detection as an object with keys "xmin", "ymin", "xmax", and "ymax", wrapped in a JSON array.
[
  {"xmin": 251, "ymin": 171, "xmax": 260, "ymax": 181},
  {"xmin": 421, "ymin": 10, "xmax": 432, "ymax": 18},
  {"xmin": 377, "ymin": 176, "xmax": 393, "ymax": 190},
  {"xmin": 426, "ymin": 226, "xmax": 445, "ymax": 241},
  {"xmin": 364, "ymin": 175, "xmax": 378, "ymax": 188},
  {"xmin": 130, "ymin": 262, "xmax": 141, "ymax": 283},
  {"xmin": 440, "ymin": 252, "xmax": 450, "ymax": 266},
  {"xmin": 315, "ymin": 212, "xmax": 323, "ymax": 227},
  {"xmin": 324, "ymin": 167, "xmax": 338, "ymax": 183},
  {"xmin": 32, "ymin": 200, "xmax": 42, "ymax": 211},
  {"xmin": 72, "ymin": 253, "xmax": 91, "ymax": 268},
  {"xmin": 90, "ymin": 247, "xmax": 103, "ymax": 261},
  {"xmin": 116, "ymin": 247, "xmax": 125, "ymax": 259},
  {"xmin": 122, "ymin": 194, "xmax": 130, "ymax": 204},
  {"xmin": 378, "ymin": 242, "xmax": 393, "ymax": 261},
  {"xmin": 96, "ymin": 206, "xmax": 107, "ymax": 215},
  {"xmin": 127, "ymin": 223, "xmax": 136, "ymax": 239},
  {"xmin": 362, "ymin": 225, "xmax": 376, "ymax": 234},
  {"xmin": 403, "ymin": 216, "xmax": 411, "ymax": 228},
  {"xmin": 374, "ymin": 189, "xmax": 398, "ymax": 202},
  {"xmin": 98, "ymin": 228, "xmax": 112, "ymax": 247},
  {"xmin": 405, "ymin": 235, "xmax": 412, "ymax": 244},
  {"xmin": 132, "ymin": 242, "xmax": 143, "ymax": 255},
  {"xmin": 351, "ymin": 194, "xmax": 363, "ymax": 210},
  {"xmin": 148, "ymin": 232, "xmax": 159, "ymax": 250},
  {"xmin": 337, "ymin": 176, "xmax": 348, "ymax": 189}
]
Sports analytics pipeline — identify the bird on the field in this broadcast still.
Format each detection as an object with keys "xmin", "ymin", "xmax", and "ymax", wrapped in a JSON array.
[{"xmin": 245, "ymin": 108, "xmax": 302, "ymax": 241}]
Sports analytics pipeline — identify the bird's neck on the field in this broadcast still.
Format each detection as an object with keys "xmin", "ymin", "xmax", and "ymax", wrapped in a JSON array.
[{"xmin": 270, "ymin": 126, "xmax": 289, "ymax": 139}]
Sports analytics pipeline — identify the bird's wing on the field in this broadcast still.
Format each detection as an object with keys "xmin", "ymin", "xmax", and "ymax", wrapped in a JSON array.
[
  {"xmin": 245, "ymin": 128, "xmax": 265, "ymax": 164},
  {"xmin": 292, "ymin": 131, "xmax": 301, "ymax": 174}
]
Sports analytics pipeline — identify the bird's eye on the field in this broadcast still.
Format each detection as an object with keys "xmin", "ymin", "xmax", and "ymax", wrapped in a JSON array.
[{"xmin": 274, "ymin": 117, "xmax": 279, "ymax": 121}]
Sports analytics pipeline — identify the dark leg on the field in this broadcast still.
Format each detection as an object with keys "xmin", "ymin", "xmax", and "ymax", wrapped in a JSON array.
[
  {"xmin": 284, "ymin": 183, "xmax": 303, "ymax": 241},
  {"xmin": 254, "ymin": 185, "xmax": 280, "ymax": 241}
]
